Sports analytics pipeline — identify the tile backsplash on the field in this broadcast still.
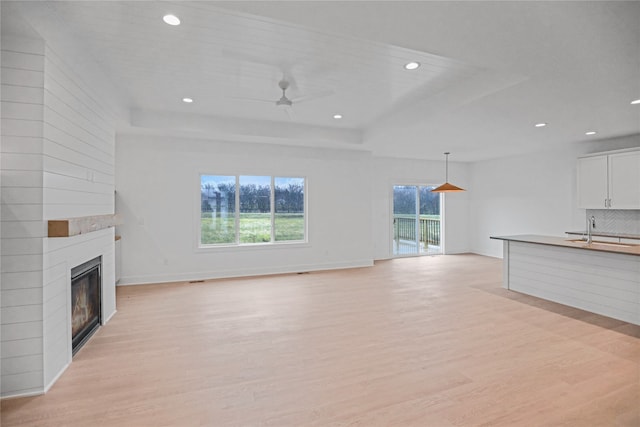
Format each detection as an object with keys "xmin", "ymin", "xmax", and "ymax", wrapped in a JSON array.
[{"xmin": 586, "ymin": 209, "xmax": 640, "ymax": 236}]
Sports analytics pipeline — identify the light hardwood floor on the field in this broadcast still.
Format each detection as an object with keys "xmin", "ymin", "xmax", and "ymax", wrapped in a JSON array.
[{"xmin": 2, "ymin": 254, "xmax": 639, "ymax": 426}]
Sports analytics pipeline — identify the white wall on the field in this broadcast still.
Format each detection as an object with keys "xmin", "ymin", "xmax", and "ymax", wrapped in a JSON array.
[
  {"xmin": 0, "ymin": 32, "xmax": 117, "ymax": 398},
  {"xmin": 116, "ymin": 136, "xmax": 475, "ymax": 284},
  {"xmin": 1, "ymin": 35, "xmax": 46, "ymax": 397},
  {"xmin": 469, "ymin": 135, "xmax": 640, "ymax": 258},
  {"xmin": 115, "ymin": 135, "xmax": 373, "ymax": 284},
  {"xmin": 371, "ymin": 156, "xmax": 470, "ymax": 259},
  {"xmin": 41, "ymin": 43, "xmax": 116, "ymax": 390}
]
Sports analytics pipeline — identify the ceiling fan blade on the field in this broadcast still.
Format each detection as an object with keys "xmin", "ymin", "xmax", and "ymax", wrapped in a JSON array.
[
  {"xmin": 223, "ymin": 49, "xmax": 295, "ymax": 81},
  {"xmin": 282, "ymin": 106, "xmax": 294, "ymax": 120},
  {"xmin": 230, "ymin": 96, "xmax": 274, "ymax": 104},
  {"xmin": 292, "ymin": 89, "xmax": 334, "ymax": 105},
  {"xmin": 222, "ymin": 49, "xmax": 280, "ymax": 69}
]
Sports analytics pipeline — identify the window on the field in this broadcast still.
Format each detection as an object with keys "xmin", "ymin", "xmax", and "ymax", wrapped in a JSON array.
[
  {"xmin": 200, "ymin": 175, "xmax": 305, "ymax": 246},
  {"xmin": 200, "ymin": 175, "xmax": 236, "ymax": 245},
  {"xmin": 274, "ymin": 177, "xmax": 305, "ymax": 241},
  {"xmin": 239, "ymin": 176, "xmax": 271, "ymax": 243}
]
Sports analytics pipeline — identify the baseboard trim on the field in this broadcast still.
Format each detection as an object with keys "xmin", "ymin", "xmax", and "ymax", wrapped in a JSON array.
[
  {"xmin": 1, "ymin": 388, "xmax": 44, "ymax": 400},
  {"xmin": 44, "ymin": 362, "xmax": 70, "ymax": 394},
  {"xmin": 103, "ymin": 309, "xmax": 117, "ymax": 324},
  {"xmin": 117, "ymin": 259, "xmax": 374, "ymax": 286},
  {"xmin": 443, "ymin": 248, "xmax": 471, "ymax": 255},
  {"xmin": 1, "ymin": 362, "xmax": 72, "ymax": 400}
]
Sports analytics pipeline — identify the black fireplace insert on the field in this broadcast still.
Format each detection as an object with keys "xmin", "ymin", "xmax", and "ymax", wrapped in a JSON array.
[{"xmin": 71, "ymin": 256, "xmax": 101, "ymax": 355}]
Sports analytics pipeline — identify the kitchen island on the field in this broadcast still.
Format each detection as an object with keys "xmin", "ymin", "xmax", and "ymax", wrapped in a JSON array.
[{"xmin": 491, "ymin": 235, "xmax": 639, "ymax": 325}]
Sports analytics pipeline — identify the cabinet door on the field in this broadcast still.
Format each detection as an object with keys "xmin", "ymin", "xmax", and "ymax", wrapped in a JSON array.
[
  {"xmin": 577, "ymin": 156, "xmax": 608, "ymax": 209},
  {"xmin": 609, "ymin": 151, "xmax": 640, "ymax": 209}
]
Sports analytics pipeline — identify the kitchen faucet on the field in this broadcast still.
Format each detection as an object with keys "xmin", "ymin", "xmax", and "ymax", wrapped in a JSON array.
[{"xmin": 587, "ymin": 215, "xmax": 596, "ymax": 244}]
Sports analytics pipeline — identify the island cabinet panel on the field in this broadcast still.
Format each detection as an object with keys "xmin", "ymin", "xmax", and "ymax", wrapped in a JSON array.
[{"xmin": 502, "ymin": 241, "xmax": 639, "ymax": 325}]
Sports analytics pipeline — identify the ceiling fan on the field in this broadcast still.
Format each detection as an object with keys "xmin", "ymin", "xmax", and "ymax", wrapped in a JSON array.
[
  {"xmin": 275, "ymin": 79, "xmax": 293, "ymax": 108},
  {"xmin": 234, "ymin": 77, "xmax": 332, "ymax": 119}
]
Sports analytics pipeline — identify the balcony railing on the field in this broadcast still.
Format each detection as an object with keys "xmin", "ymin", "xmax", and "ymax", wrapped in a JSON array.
[{"xmin": 393, "ymin": 215, "xmax": 440, "ymax": 246}]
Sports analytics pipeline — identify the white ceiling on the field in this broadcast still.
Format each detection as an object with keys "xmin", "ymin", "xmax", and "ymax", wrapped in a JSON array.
[{"xmin": 4, "ymin": 1, "xmax": 640, "ymax": 161}]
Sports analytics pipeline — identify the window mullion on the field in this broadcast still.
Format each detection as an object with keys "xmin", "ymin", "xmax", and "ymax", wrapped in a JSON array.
[
  {"xmin": 270, "ymin": 176, "xmax": 275, "ymax": 243},
  {"xmin": 415, "ymin": 186, "xmax": 420, "ymax": 251},
  {"xmin": 235, "ymin": 175, "xmax": 240, "ymax": 244}
]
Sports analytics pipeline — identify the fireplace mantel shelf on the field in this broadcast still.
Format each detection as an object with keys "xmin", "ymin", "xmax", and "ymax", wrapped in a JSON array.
[{"xmin": 48, "ymin": 214, "xmax": 122, "ymax": 238}]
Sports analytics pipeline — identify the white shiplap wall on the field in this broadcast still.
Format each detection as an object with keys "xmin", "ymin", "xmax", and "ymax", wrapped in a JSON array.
[
  {"xmin": 0, "ymin": 35, "xmax": 117, "ymax": 398},
  {"xmin": 43, "ymin": 46, "xmax": 115, "ymax": 218},
  {"xmin": 506, "ymin": 242, "xmax": 640, "ymax": 325},
  {"xmin": 1, "ymin": 36, "xmax": 46, "ymax": 397},
  {"xmin": 41, "ymin": 44, "xmax": 116, "ymax": 389}
]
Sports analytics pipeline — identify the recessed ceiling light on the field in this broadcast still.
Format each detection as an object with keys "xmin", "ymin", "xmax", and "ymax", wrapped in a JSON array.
[
  {"xmin": 163, "ymin": 14, "xmax": 180, "ymax": 26},
  {"xmin": 631, "ymin": 99, "xmax": 640, "ymax": 105},
  {"xmin": 404, "ymin": 62, "xmax": 420, "ymax": 70},
  {"xmin": 585, "ymin": 131, "xmax": 597, "ymax": 135},
  {"xmin": 333, "ymin": 114, "xmax": 342, "ymax": 119},
  {"xmin": 182, "ymin": 97, "xmax": 193, "ymax": 103},
  {"xmin": 534, "ymin": 122, "xmax": 547, "ymax": 127}
]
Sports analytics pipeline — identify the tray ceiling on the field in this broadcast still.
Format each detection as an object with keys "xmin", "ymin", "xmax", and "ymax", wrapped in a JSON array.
[{"xmin": 3, "ymin": 1, "xmax": 639, "ymax": 161}]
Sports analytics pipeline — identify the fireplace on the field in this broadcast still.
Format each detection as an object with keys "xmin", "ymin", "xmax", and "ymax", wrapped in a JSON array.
[{"xmin": 71, "ymin": 256, "xmax": 102, "ymax": 355}]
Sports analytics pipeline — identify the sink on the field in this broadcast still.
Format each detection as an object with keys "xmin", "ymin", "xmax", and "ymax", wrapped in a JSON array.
[{"xmin": 566, "ymin": 239, "xmax": 635, "ymax": 248}]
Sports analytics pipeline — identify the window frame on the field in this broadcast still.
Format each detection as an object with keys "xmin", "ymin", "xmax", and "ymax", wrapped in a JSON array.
[{"xmin": 196, "ymin": 173, "xmax": 308, "ymax": 251}]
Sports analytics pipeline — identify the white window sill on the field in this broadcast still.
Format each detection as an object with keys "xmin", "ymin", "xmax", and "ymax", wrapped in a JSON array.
[{"xmin": 195, "ymin": 241, "xmax": 310, "ymax": 253}]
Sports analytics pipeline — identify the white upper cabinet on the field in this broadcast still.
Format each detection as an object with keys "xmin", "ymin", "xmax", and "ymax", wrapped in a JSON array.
[
  {"xmin": 577, "ymin": 149, "xmax": 640, "ymax": 209},
  {"xmin": 577, "ymin": 155, "xmax": 608, "ymax": 209},
  {"xmin": 608, "ymin": 151, "xmax": 640, "ymax": 209}
]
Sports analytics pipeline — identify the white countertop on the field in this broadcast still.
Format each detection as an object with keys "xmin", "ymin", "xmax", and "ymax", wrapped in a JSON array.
[{"xmin": 491, "ymin": 234, "xmax": 640, "ymax": 256}]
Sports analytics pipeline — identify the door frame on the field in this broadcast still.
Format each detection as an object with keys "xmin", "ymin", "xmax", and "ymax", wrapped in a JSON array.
[{"xmin": 389, "ymin": 183, "xmax": 444, "ymax": 258}]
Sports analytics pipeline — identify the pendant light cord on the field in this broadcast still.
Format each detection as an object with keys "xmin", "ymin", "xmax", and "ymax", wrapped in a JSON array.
[{"xmin": 444, "ymin": 152, "xmax": 450, "ymax": 182}]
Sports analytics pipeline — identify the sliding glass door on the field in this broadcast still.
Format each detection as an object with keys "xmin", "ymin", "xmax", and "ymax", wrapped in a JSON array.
[{"xmin": 392, "ymin": 185, "xmax": 442, "ymax": 257}]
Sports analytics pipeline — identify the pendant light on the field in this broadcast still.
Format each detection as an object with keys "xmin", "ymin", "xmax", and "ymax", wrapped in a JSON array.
[{"xmin": 431, "ymin": 152, "xmax": 465, "ymax": 193}]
